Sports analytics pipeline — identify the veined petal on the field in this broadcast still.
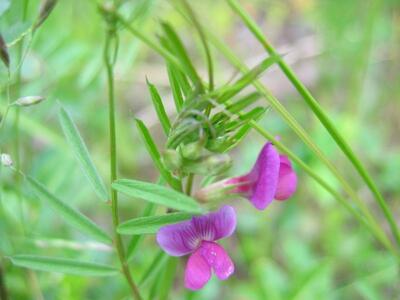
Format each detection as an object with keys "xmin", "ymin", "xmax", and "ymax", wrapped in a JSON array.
[
  {"xmin": 192, "ymin": 205, "xmax": 237, "ymax": 242},
  {"xmin": 156, "ymin": 220, "xmax": 200, "ymax": 256},
  {"xmin": 275, "ymin": 155, "xmax": 297, "ymax": 200},
  {"xmin": 200, "ymin": 241, "xmax": 234, "ymax": 280},
  {"xmin": 185, "ymin": 250, "xmax": 211, "ymax": 290},
  {"xmin": 249, "ymin": 142, "xmax": 280, "ymax": 210}
]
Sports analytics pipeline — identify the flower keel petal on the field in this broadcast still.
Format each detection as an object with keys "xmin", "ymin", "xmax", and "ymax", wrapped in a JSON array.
[
  {"xmin": 200, "ymin": 241, "xmax": 235, "ymax": 280},
  {"xmin": 184, "ymin": 250, "xmax": 212, "ymax": 290}
]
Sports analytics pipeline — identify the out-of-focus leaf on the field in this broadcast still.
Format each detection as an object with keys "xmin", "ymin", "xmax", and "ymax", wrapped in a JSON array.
[
  {"xmin": 118, "ymin": 212, "xmax": 192, "ymax": 235},
  {"xmin": 58, "ymin": 106, "xmax": 109, "ymax": 202},
  {"xmin": 34, "ymin": 0, "xmax": 58, "ymax": 31},
  {"xmin": 27, "ymin": 176, "xmax": 112, "ymax": 244},
  {"xmin": 146, "ymin": 79, "xmax": 171, "ymax": 136},
  {"xmin": 138, "ymin": 250, "xmax": 168, "ymax": 287},
  {"xmin": 0, "ymin": 33, "xmax": 9, "ymax": 68},
  {"xmin": 0, "ymin": 0, "xmax": 10, "ymax": 16},
  {"xmin": 3, "ymin": 21, "xmax": 32, "ymax": 45},
  {"xmin": 158, "ymin": 257, "xmax": 178, "ymax": 300},
  {"xmin": 9, "ymin": 255, "xmax": 118, "ymax": 276},
  {"xmin": 112, "ymin": 179, "xmax": 203, "ymax": 213}
]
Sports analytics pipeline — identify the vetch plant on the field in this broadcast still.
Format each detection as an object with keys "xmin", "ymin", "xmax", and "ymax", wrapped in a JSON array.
[{"xmin": 0, "ymin": 0, "xmax": 398, "ymax": 299}]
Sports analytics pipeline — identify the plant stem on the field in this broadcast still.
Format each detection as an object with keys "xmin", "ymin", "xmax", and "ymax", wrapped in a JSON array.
[
  {"xmin": 226, "ymin": 0, "xmax": 400, "ymax": 248},
  {"xmin": 103, "ymin": 16, "xmax": 142, "ymax": 300}
]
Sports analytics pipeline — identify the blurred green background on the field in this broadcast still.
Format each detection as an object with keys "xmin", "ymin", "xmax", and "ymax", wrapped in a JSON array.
[{"xmin": 1, "ymin": 0, "xmax": 399, "ymax": 299}]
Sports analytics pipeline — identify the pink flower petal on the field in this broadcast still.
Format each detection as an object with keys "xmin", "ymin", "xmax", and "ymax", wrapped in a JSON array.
[
  {"xmin": 275, "ymin": 155, "xmax": 297, "ymax": 200},
  {"xmin": 156, "ymin": 221, "xmax": 200, "ymax": 256},
  {"xmin": 192, "ymin": 205, "xmax": 237, "ymax": 241},
  {"xmin": 157, "ymin": 206, "xmax": 237, "ymax": 256},
  {"xmin": 200, "ymin": 241, "xmax": 234, "ymax": 280},
  {"xmin": 184, "ymin": 249, "xmax": 211, "ymax": 290},
  {"xmin": 249, "ymin": 142, "xmax": 280, "ymax": 210}
]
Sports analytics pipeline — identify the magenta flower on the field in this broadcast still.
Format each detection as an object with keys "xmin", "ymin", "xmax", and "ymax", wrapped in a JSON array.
[
  {"xmin": 196, "ymin": 141, "xmax": 297, "ymax": 210},
  {"xmin": 156, "ymin": 205, "xmax": 236, "ymax": 290}
]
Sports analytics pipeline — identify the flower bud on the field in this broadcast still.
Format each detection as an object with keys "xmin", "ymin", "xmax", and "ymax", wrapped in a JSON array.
[
  {"xmin": 194, "ymin": 180, "xmax": 236, "ymax": 203},
  {"xmin": 0, "ymin": 153, "xmax": 13, "ymax": 167},
  {"xmin": 14, "ymin": 96, "xmax": 45, "ymax": 107},
  {"xmin": 180, "ymin": 140, "xmax": 204, "ymax": 160},
  {"xmin": 182, "ymin": 154, "xmax": 232, "ymax": 176},
  {"xmin": 162, "ymin": 149, "xmax": 182, "ymax": 171}
]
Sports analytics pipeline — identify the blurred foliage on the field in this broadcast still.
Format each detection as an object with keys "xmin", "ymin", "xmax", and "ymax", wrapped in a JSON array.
[{"xmin": 1, "ymin": 0, "xmax": 400, "ymax": 299}]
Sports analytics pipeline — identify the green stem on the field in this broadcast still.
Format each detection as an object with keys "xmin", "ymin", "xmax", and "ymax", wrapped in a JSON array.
[
  {"xmin": 103, "ymin": 18, "xmax": 142, "ymax": 300},
  {"xmin": 226, "ymin": 0, "xmax": 400, "ymax": 248}
]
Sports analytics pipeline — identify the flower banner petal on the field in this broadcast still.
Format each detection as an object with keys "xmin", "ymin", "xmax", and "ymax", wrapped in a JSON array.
[
  {"xmin": 249, "ymin": 142, "xmax": 280, "ymax": 209},
  {"xmin": 156, "ymin": 221, "xmax": 199, "ymax": 256},
  {"xmin": 192, "ymin": 205, "xmax": 237, "ymax": 242}
]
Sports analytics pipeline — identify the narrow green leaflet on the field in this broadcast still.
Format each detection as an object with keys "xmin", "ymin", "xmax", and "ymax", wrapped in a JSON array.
[
  {"xmin": 217, "ymin": 55, "xmax": 278, "ymax": 103},
  {"xmin": 227, "ymin": 92, "xmax": 261, "ymax": 114},
  {"xmin": 166, "ymin": 63, "xmax": 184, "ymax": 111},
  {"xmin": 9, "ymin": 255, "xmax": 118, "ymax": 276},
  {"xmin": 27, "ymin": 176, "xmax": 112, "ymax": 244},
  {"xmin": 118, "ymin": 212, "xmax": 192, "ymax": 235},
  {"xmin": 58, "ymin": 106, "xmax": 108, "ymax": 202},
  {"xmin": 146, "ymin": 79, "xmax": 171, "ymax": 136},
  {"xmin": 112, "ymin": 179, "xmax": 203, "ymax": 213},
  {"xmin": 135, "ymin": 118, "xmax": 181, "ymax": 190},
  {"xmin": 161, "ymin": 22, "xmax": 202, "ymax": 87},
  {"xmin": 126, "ymin": 202, "xmax": 157, "ymax": 261}
]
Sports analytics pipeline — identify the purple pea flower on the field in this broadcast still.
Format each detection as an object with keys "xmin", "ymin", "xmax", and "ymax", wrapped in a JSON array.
[
  {"xmin": 156, "ymin": 205, "xmax": 236, "ymax": 290},
  {"xmin": 196, "ymin": 141, "xmax": 297, "ymax": 210}
]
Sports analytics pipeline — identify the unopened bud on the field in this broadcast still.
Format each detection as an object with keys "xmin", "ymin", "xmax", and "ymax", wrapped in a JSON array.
[
  {"xmin": 162, "ymin": 149, "xmax": 182, "ymax": 171},
  {"xmin": 206, "ymin": 137, "xmax": 228, "ymax": 152},
  {"xmin": 14, "ymin": 96, "xmax": 45, "ymax": 107},
  {"xmin": 180, "ymin": 140, "xmax": 204, "ymax": 160},
  {"xmin": 194, "ymin": 180, "xmax": 236, "ymax": 203},
  {"xmin": 182, "ymin": 154, "xmax": 232, "ymax": 176},
  {"xmin": 0, "ymin": 153, "xmax": 13, "ymax": 167}
]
